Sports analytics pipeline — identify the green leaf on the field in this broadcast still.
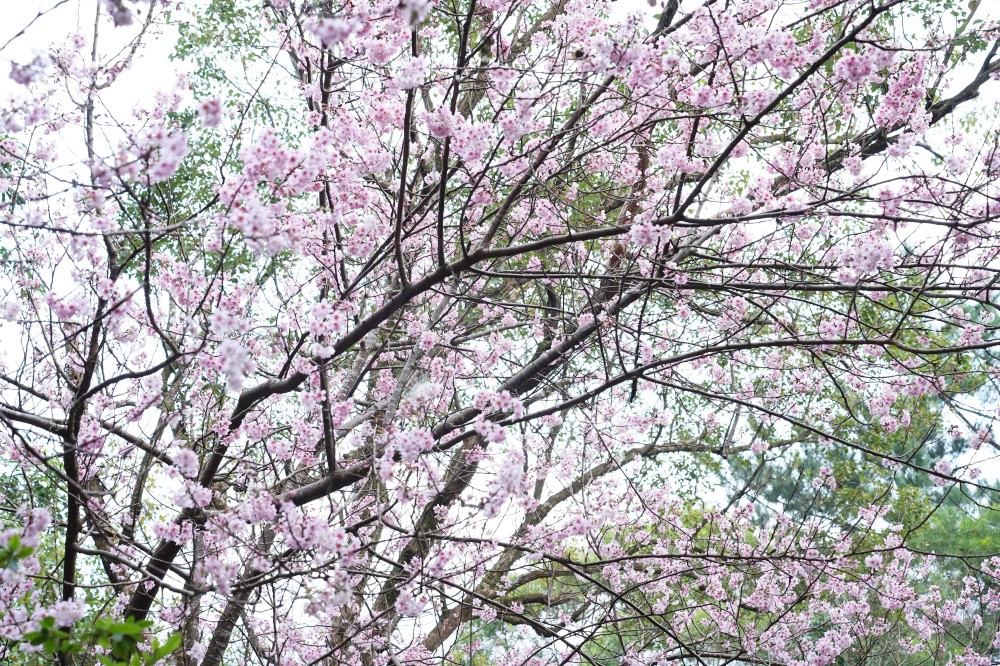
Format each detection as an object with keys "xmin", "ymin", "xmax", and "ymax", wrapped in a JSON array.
[{"xmin": 152, "ymin": 632, "xmax": 183, "ymax": 661}]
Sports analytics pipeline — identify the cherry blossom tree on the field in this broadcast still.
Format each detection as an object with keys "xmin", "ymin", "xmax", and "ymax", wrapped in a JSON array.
[{"xmin": 1, "ymin": 0, "xmax": 1000, "ymax": 664}]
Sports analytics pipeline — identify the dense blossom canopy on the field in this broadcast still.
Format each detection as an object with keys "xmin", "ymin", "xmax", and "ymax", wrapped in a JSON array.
[{"xmin": 0, "ymin": 0, "xmax": 999, "ymax": 664}]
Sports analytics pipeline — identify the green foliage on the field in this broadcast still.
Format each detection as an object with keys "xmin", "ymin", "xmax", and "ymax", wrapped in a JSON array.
[
  {"xmin": 0, "ymin": 536, "xmax": 34, "ymax": 574},
  {"xmin": 21, "ymin": 617, "xmax": 181, "ymax": 666},
  {"xmin": 909, "ymin": 500, "xmax": 1000, "ymax": 567}
]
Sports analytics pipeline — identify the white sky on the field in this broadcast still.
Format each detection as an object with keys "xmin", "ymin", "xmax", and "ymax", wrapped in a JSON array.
[{"xmin": 1, "ymin": 1, "xmax": 187, "ymax": 143}]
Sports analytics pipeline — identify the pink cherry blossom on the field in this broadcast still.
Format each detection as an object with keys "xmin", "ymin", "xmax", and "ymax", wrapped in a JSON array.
[{"xmin": 0, "ymin": 1, "xmax": 996, "ymax": 664}]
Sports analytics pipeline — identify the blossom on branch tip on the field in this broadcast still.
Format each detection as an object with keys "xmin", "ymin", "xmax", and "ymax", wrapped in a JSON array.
[{"xmin": 198, "ymin": 98, "xmax": 223, "ymax": 128}]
